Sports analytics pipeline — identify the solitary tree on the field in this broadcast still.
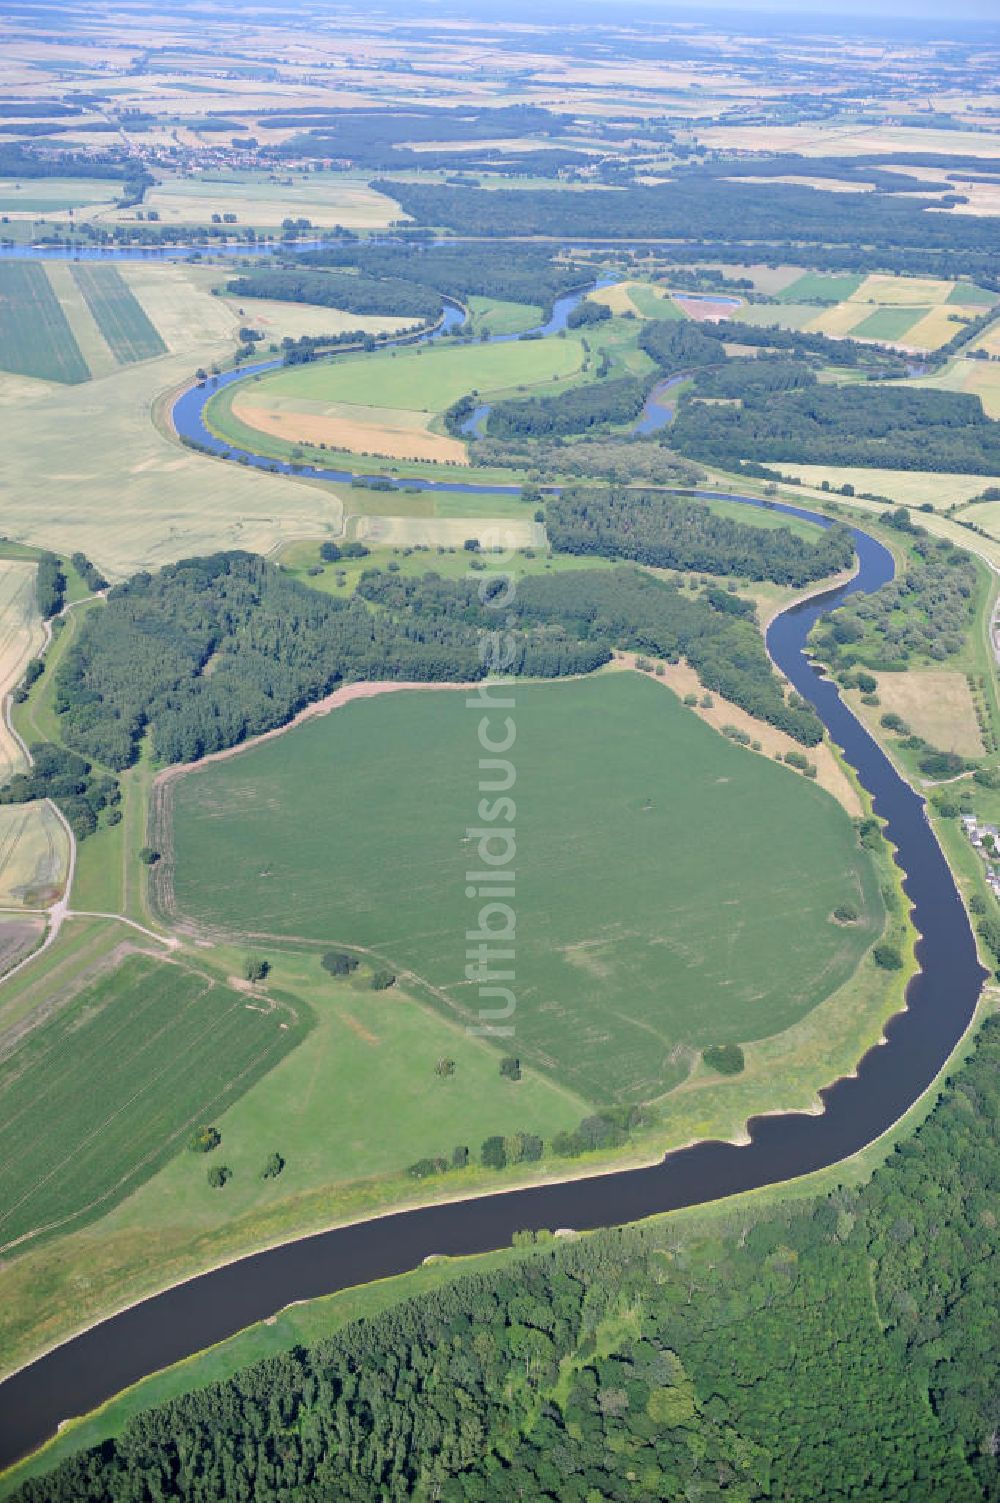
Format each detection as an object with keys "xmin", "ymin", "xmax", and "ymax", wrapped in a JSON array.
[
  {"xmin": 207, "ymin": 1164, "xmax": 231, "ymax": 1188},
  {"xmin": 244, "ymin": 956, "xmax": 270, "ymax": 983},
  {"xmin": 260, "ymin": 1151, "xmax": 284, "ymax": 1180}
]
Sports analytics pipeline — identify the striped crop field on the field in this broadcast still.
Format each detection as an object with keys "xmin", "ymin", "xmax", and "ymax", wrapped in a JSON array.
[
  {"xmin": 69, "ymin": 264, "xmax": 168, "ymax": 363},
  {"xmin": 0, "ymin": 262, "xmax": 90, "ymax": 383}
]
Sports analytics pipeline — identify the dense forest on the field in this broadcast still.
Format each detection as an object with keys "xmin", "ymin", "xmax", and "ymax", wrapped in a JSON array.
[
  {"xmin": 49, "ymin": 554, "xmax": 613, "ymax": 770},
  {"xmin": 51, "ymin": 538, "xmax": 833, "ymax": 771},
  {"xmin": 22, "ymin": 1013, "xmax": 1000, "ymax": 1501},
  {"xmin": 223, "ymin": 270, "xmax": 438, "ymax": 321},
  {"xmin": 359, "ymin": 567, "xmax": 825, "ymax": 745},
  {"xmin": 295, "ymin": 243, "xmax": 588, "ymax": 313},
  {"xmin": 811, "ymin": 522, "xmax": 977, "ymax": 671},
  {"xmin": 546, "ymin": 487, "xmax": 855, "ymax": 587},
  {"xmin": 382, "ymin": 176, "xmax": 1000, "ymax": 272},
  {"xmin": 670, "ymin": 383, "xmax": 1000, "ymax": 475},
  {"xmin": 484, "ymin": 376, "xmax": 648, "ymax": 440}
]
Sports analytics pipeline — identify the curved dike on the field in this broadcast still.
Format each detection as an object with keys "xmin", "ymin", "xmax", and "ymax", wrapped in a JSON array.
[{"xmin": 0, "ymin": 499, "xmax": 987, "ymax": 1469}]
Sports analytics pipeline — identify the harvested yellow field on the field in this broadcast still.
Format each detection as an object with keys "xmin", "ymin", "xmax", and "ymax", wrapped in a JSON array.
[
  {"xmin": 119, "ymin": 264, "xmax": 234, "ymax": 355},
  {"xmin": 107, "ymin": 177, "xmax": 405, "ymax": 230},
  {"xmin": 702, "ymin": 263, "xmax": 805, "ymax": 295},
  {"xmin": 232, "ymin": 398, "xmax": 469, "ymax": 465},
  {"xmin": 0, "ymin": 560, "xmax": 45, "ymax": 783},
  {"xmin": 0, "ymin": 349, "xmax": 348, "ymax": 577},
  {"xmin": 698, "ymin": 123, "xmax": 1000, "ymax": 159},
  {"xmin": 219, "ymin": 297, "xmax": 409, "ymax": 344},
  {"xmin": 849, "ymin": 274, "xmax": 954, "ymax": 306},
  {"xmin": 960, "ymin": 500, "xmax": 1000, "ymax": 539},
  {"xmin": 351, "ymin": 514, "xmax": 544, "ymax": 549},
  {"xmin": 972, "ymin": 323, "xmax": 1000, "ymax": 357},
  {"xmin": 728, "ymin": 174, "xmax": 873, "ymax": 194},
  {"xmin": 776, "ymin": 464, "xmax": 1000, "ymax": 510},
  {"xmin": 806, "ymin": 303, "xmax": 871, "ymax": 337},
  {"xmin": 904, "ymin": 307, "xmax": 976, "ymax": 351},
  {"xmin": 587, "ymin": 282, "xmax": 642, "ymax": 315},
  {"xmin": 858, "ymin": 671, "xmax": 983, "ymax": 757},
  {"xmin": 0, "ymin": 802, "xmax": 70, "ymax": 907}
]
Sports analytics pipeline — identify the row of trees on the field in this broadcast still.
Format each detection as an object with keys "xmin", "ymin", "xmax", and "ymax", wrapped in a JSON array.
[
  {"xmin": 25, "ymin": 1014, "xmax": 1000, "ymax": 1501},
  {"xmin": 0, "ymin": 742, "xmax": 118, "ymax": 840}
]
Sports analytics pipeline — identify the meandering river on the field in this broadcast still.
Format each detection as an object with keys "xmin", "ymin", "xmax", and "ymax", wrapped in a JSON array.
[{"xmin": 0, "ymin": 260, "xmax": 988, "ymax": 1473}]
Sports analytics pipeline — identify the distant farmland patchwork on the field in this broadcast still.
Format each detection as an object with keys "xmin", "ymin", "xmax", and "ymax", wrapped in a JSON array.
[
  {"xmin": 0, "ymin": 951, "xmax": 304, "ymax": 1251},
  {"xmin": 736, "ymin": 270, "xmax": 998, "ymax": 350},
  {"xmin": 166, "ymin": 673, "xmax": 882, "ymax": 1106}
]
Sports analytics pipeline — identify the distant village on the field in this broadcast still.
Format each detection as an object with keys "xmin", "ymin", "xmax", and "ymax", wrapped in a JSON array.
[{"xmin": 961, "ymin": 814, "xmax": 1000, "ymax": 899}]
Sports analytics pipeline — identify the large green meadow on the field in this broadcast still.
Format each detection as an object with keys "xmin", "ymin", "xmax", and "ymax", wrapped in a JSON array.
[
  {"xmin": 168, "ymin": 672, "xmax": 881, "ymax": 1105},
  {"xmin": 235, "ymin": 331, "xmax": 587, "ymax": 414}
]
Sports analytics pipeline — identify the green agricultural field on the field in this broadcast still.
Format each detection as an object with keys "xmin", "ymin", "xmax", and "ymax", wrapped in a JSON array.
[
  {"xmin": 239, "ymin": 333, "xmax": 587, "ymax": 415},
  {"xmin": 776, "ymin": 272, "xmax": 864, "ymax": 303},
  {"xmin": 69, "ymin": 265, "xmax": 167, "ymax": 363},
  {"xmin": 0, "ymin": 950, "xmax": 305, "ymax": 1253},
  {"xmin": 946, "ymin": 282, "xmax": 998, "ymax": 307},
  {"xmin": 0, "ymin": 177, "xmax": 121, "ymax": 214},
  {"xmin": 730, "ymin": 302, "xmax": 819, "ymax": 331},
  {"xmin": 167, "ymin": 673, "xmax": 882, "ymax": 1106},
  {"xmin": 849, "ymin": 306, "xmax": 926, "ymax": 342},
  {"xmin": 629, "ymin": 283, "xmax": 685, "ymax": 320},
  {"xmin": 465, "ymin": 296, "xmax": 542, "ymax": 336},
  {"xmin": 0, "ymin": 262, "xmax": 89, "ymax": 383}
]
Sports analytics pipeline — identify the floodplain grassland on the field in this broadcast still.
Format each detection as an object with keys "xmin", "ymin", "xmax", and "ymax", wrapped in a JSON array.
[
  {"xmin": 465, "ymin": 296, "xmax": 542, "ymax": 336},
  {"xmin": 68, "ymin": 265, "xmax": 167, "ymax": 364},
  {"xmin": 166, "ymin": 672, "xmax": 883, "ymax": 1105},
  {"xmin": 854, "ymin": 670, "xmax": 984, "ymax": 757},
  {"xmin": 0, "ymin": 262, "xmax": 90, "ymax": 384},
  {"xmin": 0, "ymin": 948, "xmax": 305, "ymax": 1255},
  {"xmin": 235, "ymin": 332, "xmax": 588, "ymax": 414}
]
